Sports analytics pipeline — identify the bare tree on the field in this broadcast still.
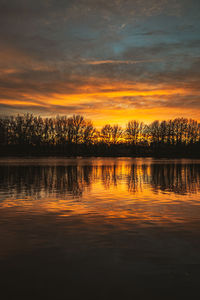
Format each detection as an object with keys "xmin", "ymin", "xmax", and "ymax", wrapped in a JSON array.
[
  {"xmin": 126, "ymin": 121, "xmax": 143, "ymax": 145},
  {"xmin": 101, "ymin": 124, "xmax": 113, "ymax": 144}
]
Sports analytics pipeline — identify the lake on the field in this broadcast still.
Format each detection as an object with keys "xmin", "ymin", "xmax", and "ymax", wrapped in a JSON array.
[{"xmin": 0, "ymin": 157, "xmax": 200, "ymax": 299}]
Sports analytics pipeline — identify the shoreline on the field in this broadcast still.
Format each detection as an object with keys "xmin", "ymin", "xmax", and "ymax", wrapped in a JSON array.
[{"xmin": 0, "ymin": 154, "xmax": 200, "ymax": 159}]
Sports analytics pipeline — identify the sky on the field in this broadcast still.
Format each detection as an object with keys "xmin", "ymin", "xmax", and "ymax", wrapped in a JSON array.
[{"xmin": 0, "ymin": 0, "xmax": 200, "ymax": 127}]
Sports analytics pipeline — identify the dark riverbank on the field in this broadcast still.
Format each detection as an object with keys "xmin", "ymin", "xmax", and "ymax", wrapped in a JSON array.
[{"xmin": 0, "ymin": 143, "xmax": 200, "ymax": 158}]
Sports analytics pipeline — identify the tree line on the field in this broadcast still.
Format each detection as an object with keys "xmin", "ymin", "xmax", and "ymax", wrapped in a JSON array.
[{"xmin": 0, "ymin": 113, "xmax": 200, "ymax": 157}]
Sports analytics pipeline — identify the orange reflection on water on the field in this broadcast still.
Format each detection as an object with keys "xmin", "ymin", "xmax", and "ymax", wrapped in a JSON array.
[{"xmin": 1, "ymin": 158, "xmax": 200, "ymax": 226}]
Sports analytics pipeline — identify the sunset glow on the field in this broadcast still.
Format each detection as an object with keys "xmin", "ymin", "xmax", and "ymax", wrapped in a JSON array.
[{"xmin": 0, "ymin": 0, "xmax": 199, "ymax": 124}]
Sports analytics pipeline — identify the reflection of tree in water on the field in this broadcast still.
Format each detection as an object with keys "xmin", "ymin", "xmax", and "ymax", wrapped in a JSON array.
[
  {"xmin": 127, "ymin": 164, "xmax": 150, "ymax": 193},
  {"xmin": 0, "ymin": 165, "xmax": 93, "ymax": 199},
  {"xmin": 150, "ymin": 163, "xmax": 200, "ymax": 194},
  {"xmin": 0, "ymin": 163, "xmax": 200, "ymax": 199},
  {"xmin": 127, "ymin": 164, "xmax": 139, "ymax": 193},
  {"xmin": 101, "ymin": 165, "xmax": 119, "ymax": 189}
]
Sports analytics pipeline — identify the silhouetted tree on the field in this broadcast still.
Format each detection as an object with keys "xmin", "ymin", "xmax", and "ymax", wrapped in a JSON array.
[
  {"xmin": 112, "ymin": 125, "xmax": 123, "ymax": 144},
  {"xmin": 0, "ymin": 114, "xmax": 200, "ymax": 157},
  {"xmin": 126, "ymin": 121, "xmax": 143, "ymax": 144},
  {"xmin": 101, "ymin": 124, "xmax": 113, "ymax": 145}
]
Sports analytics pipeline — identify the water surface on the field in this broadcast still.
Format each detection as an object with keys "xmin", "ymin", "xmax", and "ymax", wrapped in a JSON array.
[{"xmin": 0, "ymin": 158, "xmax": 200, "ymax": 299}]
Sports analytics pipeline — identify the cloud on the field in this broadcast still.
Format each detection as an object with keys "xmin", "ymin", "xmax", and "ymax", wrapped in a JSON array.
[
  {"xmin": 0, "ymin": 0, "xmax": 199, "ymax": 124},
  {"xmin": 81, "ymin": 58, "xmax": 163, "ymax": 65}
]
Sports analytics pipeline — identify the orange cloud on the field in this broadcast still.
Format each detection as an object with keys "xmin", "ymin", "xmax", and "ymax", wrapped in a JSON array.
[{"xmin": 0, "ymin": 76, "xmax": 200, "ymax": 126}]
